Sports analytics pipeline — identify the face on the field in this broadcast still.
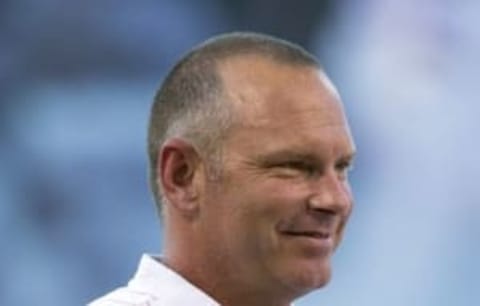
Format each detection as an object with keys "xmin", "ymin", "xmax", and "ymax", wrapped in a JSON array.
[{"xmin": 197, "ymin": 56, "xmax": 356, "ymax": 299}]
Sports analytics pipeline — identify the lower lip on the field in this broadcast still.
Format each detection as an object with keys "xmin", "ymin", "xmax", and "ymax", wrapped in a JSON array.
[{"xmin": 282, "ymin": 233, "xmax": 333, "ymax": 255}]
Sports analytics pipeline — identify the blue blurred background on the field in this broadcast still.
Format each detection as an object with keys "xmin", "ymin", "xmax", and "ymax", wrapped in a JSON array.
[{"xmin": 1, "ymin": 1, "xmax": 479, "ymax": 305}]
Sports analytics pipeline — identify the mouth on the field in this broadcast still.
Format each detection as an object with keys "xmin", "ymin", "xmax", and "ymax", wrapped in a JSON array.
[
  {"xmin": 280, "ymin": 229, "xmax": 334, "ymax": 256},
  {"xmin": 282, "ymin": 231, "xmax": 331, "ymax": 240}
]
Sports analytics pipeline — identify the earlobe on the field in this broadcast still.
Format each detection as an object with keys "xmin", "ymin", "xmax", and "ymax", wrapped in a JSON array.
[{"xmin": 158, "ymin": 138, "xmax": 201, "ymax": 214}]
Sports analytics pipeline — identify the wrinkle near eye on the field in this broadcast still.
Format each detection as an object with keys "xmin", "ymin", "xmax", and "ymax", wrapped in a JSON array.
[{"xmin": 238, "ymin": 157, "xmax": 276, "ymax": 180}]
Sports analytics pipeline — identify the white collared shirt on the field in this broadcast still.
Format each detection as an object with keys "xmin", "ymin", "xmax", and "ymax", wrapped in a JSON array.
[{"xmin": 88, "ymin": 254, "xmax": 220, "ymax": 306}]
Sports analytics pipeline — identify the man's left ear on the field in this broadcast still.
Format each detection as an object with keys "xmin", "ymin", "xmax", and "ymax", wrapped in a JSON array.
[{"xmin": 158, "ymin": 138, "xmax": 203, "ymax": 215}]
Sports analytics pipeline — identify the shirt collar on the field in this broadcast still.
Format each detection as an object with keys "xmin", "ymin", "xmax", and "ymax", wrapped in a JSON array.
[{"xmin": 128, "ymin": 254, "xmax": 220, "ymax": 306}]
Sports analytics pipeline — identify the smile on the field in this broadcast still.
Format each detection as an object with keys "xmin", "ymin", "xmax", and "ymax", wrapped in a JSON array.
[
  {"xmin": 283, "ymin": 231, "xmax": 331, "ymax": 239},
  {"xmin": 280, "ymin": 230, "xmax": 334, "ymax": 256}
]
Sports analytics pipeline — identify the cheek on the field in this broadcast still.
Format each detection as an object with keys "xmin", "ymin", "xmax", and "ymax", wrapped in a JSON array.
[
  {"xmin": 207, "ymin": 175, "xmax": 310, "ymax": 244},
  {"xmin": 222, "ymin": 179, "xmax": 301, "ymax": 233},
  {"xmin": 238, "ymin": 179, "xmax": 309, "ymax": 235},
  {"xmin": 239, "ymin": 181, "xmax": 305, "ymax": 225}
]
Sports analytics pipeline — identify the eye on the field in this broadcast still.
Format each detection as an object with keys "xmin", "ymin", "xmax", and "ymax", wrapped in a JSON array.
[
  {"xmin": 335, "ymin": 160, "xmax": 354, "ymax": 178},
  {"xmin": 277, "ymin": 161, "xmax": 316, "ymax": 176}
]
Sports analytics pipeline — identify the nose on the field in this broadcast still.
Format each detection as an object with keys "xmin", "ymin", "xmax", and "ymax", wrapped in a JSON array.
[{"xmin": 306, "ymin": 171, "xmax": 353, "ymax": 216}]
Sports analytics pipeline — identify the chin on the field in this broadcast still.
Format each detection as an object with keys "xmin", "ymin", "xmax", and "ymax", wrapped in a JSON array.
[{"xmin": 284, "ymin": 259, "xmax": 332, "ymax": 295}]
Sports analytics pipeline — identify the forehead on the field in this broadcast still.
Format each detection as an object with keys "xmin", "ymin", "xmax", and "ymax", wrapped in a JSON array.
[
  {"xmin": 219, "ymin": 55, "xmax": 347, "ymax": 127},
  {"xmin": 218, "ymin": 55, "xmax": 355, "ymax": 155}
]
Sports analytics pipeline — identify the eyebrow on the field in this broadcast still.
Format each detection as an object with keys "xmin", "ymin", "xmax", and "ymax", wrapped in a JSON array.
[
  {"xmin": 256, "ymin": 150, "xmax": 319, "ymax": 167},
  {"xmin": 256, "ymin": 149, "xmax": 356, "ymax": 166}
]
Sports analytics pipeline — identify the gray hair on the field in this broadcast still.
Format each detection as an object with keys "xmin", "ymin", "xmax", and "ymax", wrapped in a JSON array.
[{"xmin": 147, "ymin": 32, "xmax": 320, "ymax": 210}]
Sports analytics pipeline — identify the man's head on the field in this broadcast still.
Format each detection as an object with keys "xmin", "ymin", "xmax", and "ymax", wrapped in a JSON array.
[
  {"xmin": 148, "ymin": 32, "xmax": 319, "ymax": 208},
  {"xmin": 148, "ymin": 32, "xmax": 356, "ymax": 305}
]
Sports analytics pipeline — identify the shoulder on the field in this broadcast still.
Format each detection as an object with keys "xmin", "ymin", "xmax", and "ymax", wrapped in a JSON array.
[
  {"xmin": 87, "ymin": 254, "xmax": 220, "ymax": 306},
  {"xmin": 88, "ymin": 287, "xmax": 158, "ymax": 306}
]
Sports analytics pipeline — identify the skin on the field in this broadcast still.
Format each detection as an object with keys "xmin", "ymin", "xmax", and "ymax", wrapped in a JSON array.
[{"xmin": 159, "ymin": 55, "xmax": 356, "ymax": 306}]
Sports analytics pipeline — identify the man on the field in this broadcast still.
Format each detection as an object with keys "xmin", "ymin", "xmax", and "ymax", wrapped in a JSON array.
[{"xmin": 89, "ymin": 32, "xmax": 356, "ymax": 306}]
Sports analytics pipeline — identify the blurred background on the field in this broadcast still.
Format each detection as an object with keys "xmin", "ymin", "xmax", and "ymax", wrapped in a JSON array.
[{"xmin": 1, "ymin": 0, "xmax": 479, "ymax": 305}]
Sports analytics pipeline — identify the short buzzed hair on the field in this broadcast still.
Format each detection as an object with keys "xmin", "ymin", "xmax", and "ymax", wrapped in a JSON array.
[{"xmin": 147, "ymin": 32, "xmax": 320, "ymax": 210}]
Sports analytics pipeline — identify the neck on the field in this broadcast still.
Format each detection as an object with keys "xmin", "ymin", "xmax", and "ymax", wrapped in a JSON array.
[
  {"xmin": 162, "ymin": 212, "xmax": 298, "ymax": 306},
  {"xmin": 163, "ymin": 241, "xmax": 295, "ymax": 306}
]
